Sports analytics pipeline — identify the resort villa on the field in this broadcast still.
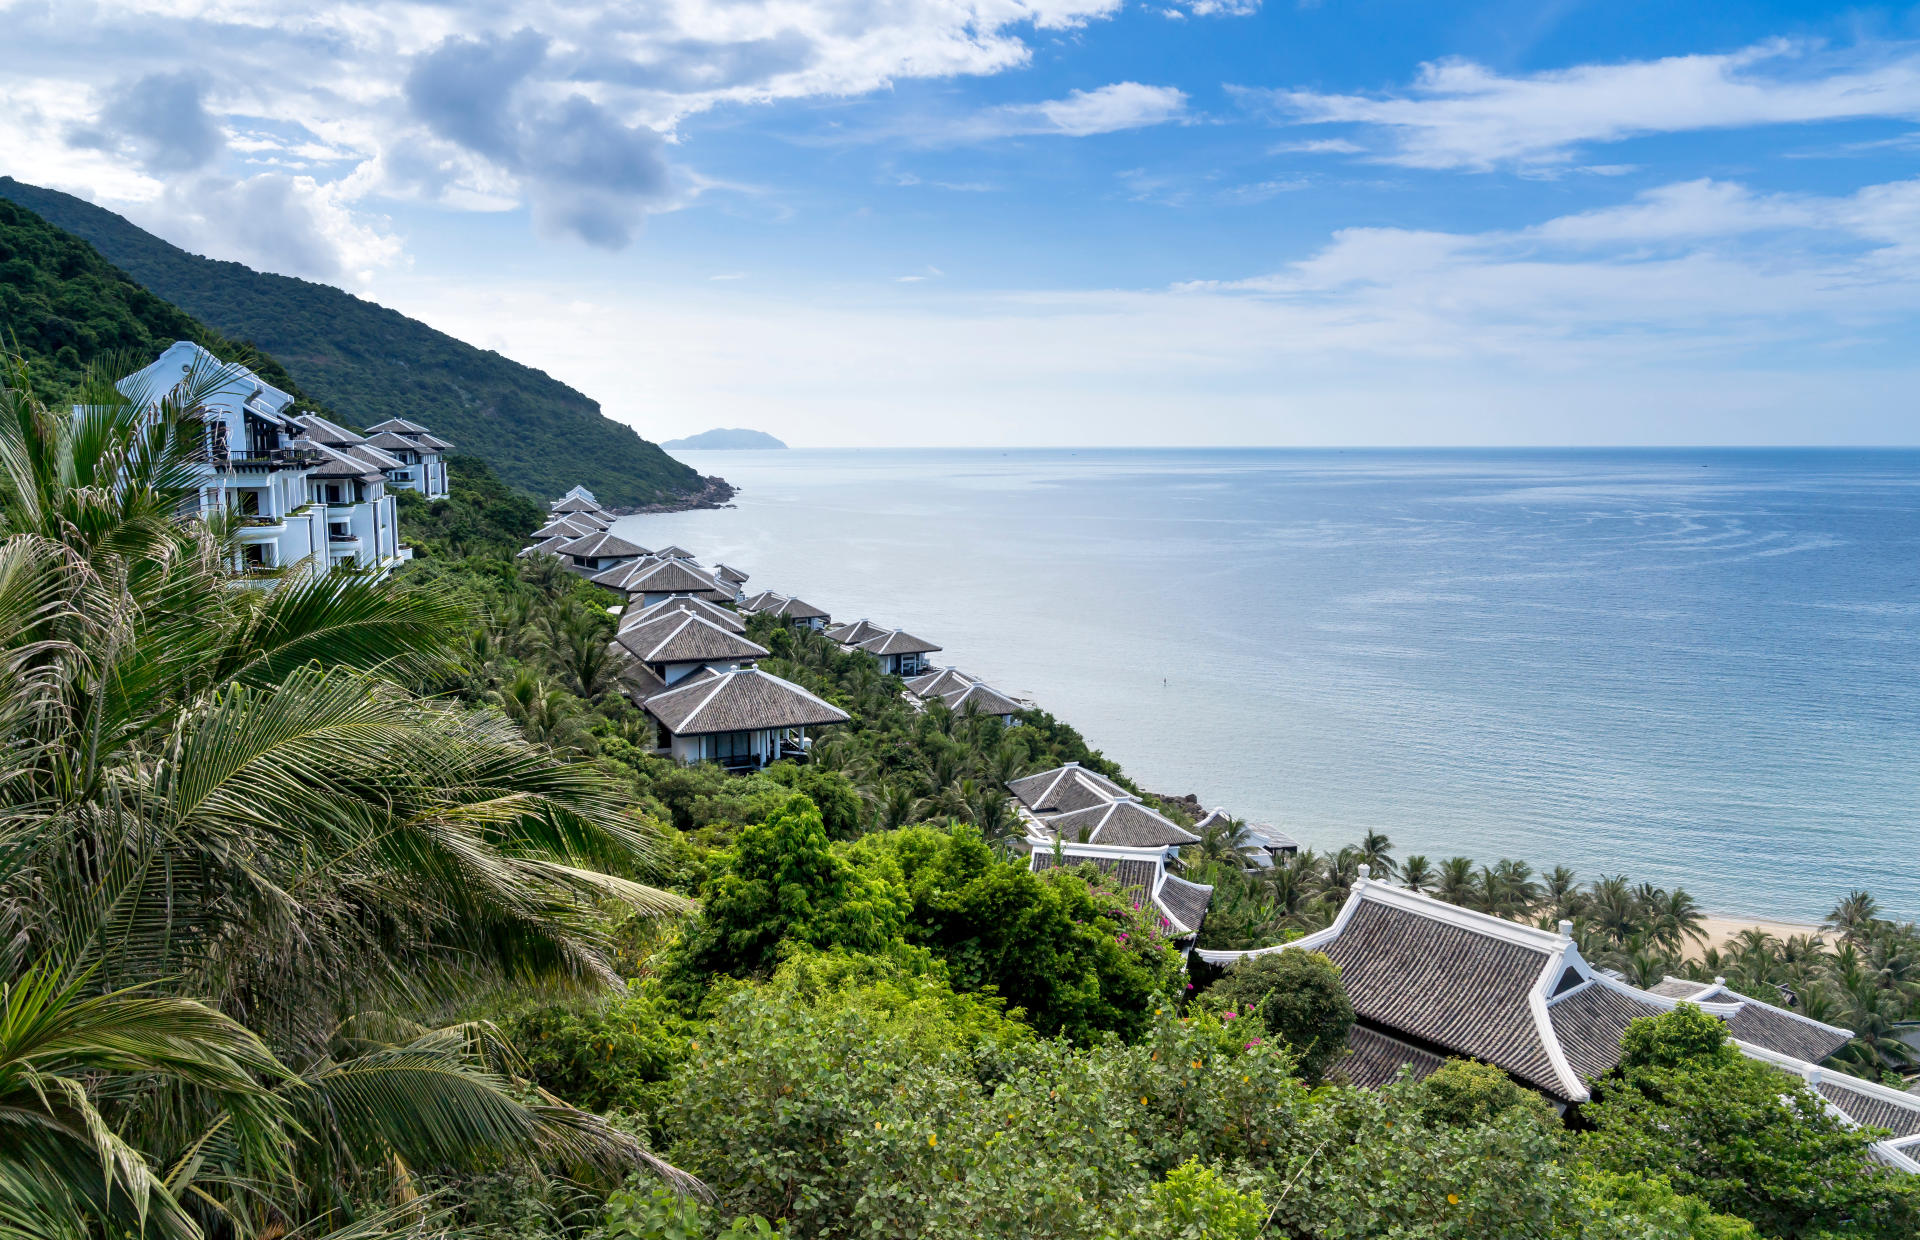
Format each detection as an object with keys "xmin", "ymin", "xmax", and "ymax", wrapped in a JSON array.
[
  {"xmin": 361, "ymin": 418, "xmax": 453, "ymax": 498},
  {"xmin": 905, "ymin": 666, "xmax": 1025, "ymax": 724},
  {"xmin": 855, "ymin": 627, "xmax": 940, "ymax": 675},
  {"xmin": 641, "ymin": 668, "xmax": 850, "ymax": 769},
  {"xmin": 557, "ymin": 529, "xmax": 650, "ymax": 575},
  {"xmin": 1196, "ymin": 871, "xmax": 1920, "ymax": 1170},
  {"xmin": 114, "ymin": 342, "xmax": 436, "ymax": 579}
]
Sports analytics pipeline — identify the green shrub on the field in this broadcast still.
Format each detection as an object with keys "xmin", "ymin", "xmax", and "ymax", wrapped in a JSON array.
[
  {"xmin": 1197, "ymin": 950, "xmax": 1354, "ymax": 1083},
  {"xmin": 1140, "ymin": 1159, "xmax": 1267, "ymax": 1240},
  {"xmin": 505, "ymin": 984, "xmax": 703, "ymax": 1115},
  {"xmin": 1405, "ymin": 1058, "xmax": 1558, "ymax": 1130},
  {"xmin": 599, "ymin": 1185, "xmax": 781, "ymax": 1240}
]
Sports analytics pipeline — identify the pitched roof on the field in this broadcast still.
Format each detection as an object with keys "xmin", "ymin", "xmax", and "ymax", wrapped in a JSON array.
[
  {"xmin": 1028, "ymin": 843, "xmax": 1212, "ymax": 936},
  {"xmin": 654, "ymin": 544, "xmax": 697, "ymax": 559},
  {"xmin": 534, "ymin": 516, "xmax": 596, "ymax": 540},
  {"xmin": 621, "ymin": 596, "xmax": 745, "ymax": 634},
  {"xmin": 294, "ymin": 413, "xmax": 367, "ymax": 447},
  {"xmin": 618, "ymin": 559, "xmax": 722, "ymax": 596},
  {"xmin": 941, "ymin": 682, "xmax": 1023, "ymax": 717},
  {"xmin": 410, "ymin": 432, "xmax": 454, "ymax": 450},
  {"xmin": 304, "ymin": 441, "xmax": 382, "ymax": 480},
  {"xmin": 365, "ymin": 417, "xmax": 430, "ymax": 434},
  {"xmin": 1041, "ymin": 797, "xmax": 1198, "ymax": 848},
  {"xmin": 772, "ymin": 596, "xmax": 831, "ymax": 621},
  {"xmin": 903, "ymin": 666, "xmax": 974, "ymax": 698},
  {"xmin": 1341, "ymin": 1025, "xmax": 1448, "ymax": 1089},
  {"xmin": 642, "ymin": 667, "xmax": 850, "ymax": 735},
  {"xmin": 857, "ymin": 627, "xmax": 939, "ymax": 656},
  {"xmin": 518, "ymin": 536, "xmax": 569, "ymax": 557},
  {"xmin": 828, "ymin": 618, "xmax": 890, "ymax": 646},
  {"xmin": 1649, "ymin": 977, "xmax": 1853, "ymax": 1063},
  {"xmin": 1007, "ymin": 763, "xmax": 1130, "ymax": 815},
  {"xmin": 615, "ymin": 613, "xmax": 768, "ymax": 665},
  {"xmin": 340, "ymin": 441, "xmax": 406, "ymax": 471},
  {"xmin": 363, "ymin": 430, "xmax": 420, "ymax": 453},
  {"xmin": 557, "ymin": 530, "xmax": 649, "ymax": 559},
  {"xmin": 740, "ymin": 590, "xmax": 788, "ymax": 612},
  {"xmin": 551, "ymin": 495, "xmax": 602, "ymax": 514},
  {"xmin": 714, "ymin": 563, "xmax": 749, "ymax": 583}
]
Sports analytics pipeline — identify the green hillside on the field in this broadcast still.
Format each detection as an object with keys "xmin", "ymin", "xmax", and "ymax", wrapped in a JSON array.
[
  {"xmin": 0, "ymin": 196, "xmax": 303, "ymax": 403},
  {"xmin": 0, "ymin": 178, "xmax": 704, "ymax": 509}
]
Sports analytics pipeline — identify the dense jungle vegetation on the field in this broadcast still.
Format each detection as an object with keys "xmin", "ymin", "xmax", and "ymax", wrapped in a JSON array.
[{"xmin": 5, "ymin": 355, "xmax": 1918, "ymax": 1240}]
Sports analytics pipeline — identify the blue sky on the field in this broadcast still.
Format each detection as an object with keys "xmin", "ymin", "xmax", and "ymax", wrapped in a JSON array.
[{"xmin": 7, "ymin": 0, "xmax": 1920, "ymax": 445}]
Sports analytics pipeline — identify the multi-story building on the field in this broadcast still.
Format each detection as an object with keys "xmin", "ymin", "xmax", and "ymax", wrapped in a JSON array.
[
  {"xmin": 115, "ymin": 342, "xmax": 433, "ymax": 580},
  {"xmin": 362, "ymin": 418, "xmax": 453, "ymax": 498}
]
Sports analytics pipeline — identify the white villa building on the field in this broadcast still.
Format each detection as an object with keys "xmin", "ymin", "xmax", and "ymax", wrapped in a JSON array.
[
  {"xmin": 362, "ymin": 418, "xmax": 453, "ymax": 497},
  {"xmin": 115, "ymin": 342, "xmax": 442, "ymax": 580}
]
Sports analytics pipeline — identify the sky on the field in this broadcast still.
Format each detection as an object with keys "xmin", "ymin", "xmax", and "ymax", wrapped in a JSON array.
[{"xmin": 7, "ymin": 1, "xmax": 1920, "ymax": 446}]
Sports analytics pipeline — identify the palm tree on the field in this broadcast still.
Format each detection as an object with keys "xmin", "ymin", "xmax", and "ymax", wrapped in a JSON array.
[
  {"xmin": 0, "ymin": 354, "xmax": 695, "ymax": 1232},
  {"xmin": 1586, "ymin": 876, "xmax": 1641, "ymax": 948},
  {"xmin": 1321, "ymin": 847, "xmax": 1362, "ymax": 904},
  {"xmin": 1477, "ymin": 860, "xmax": 1541, "ymax": 920},
  {"xmin": 1357, "ymin": 829, "xmax": 1397, "ymax": 879},
  {"xmin": 1643, "ymin": 886, "xmax": 1708, "ymax": 954},
  {"xmin": 1192, "ymin": 815, "xmax": 1262, "ymax": 870},
  {"xmin": 1543, "ymin": 866, "xmax": 1583, "ymax": 921},
  {"xmin": 1435, "ymin": 856, "xmax": 1477, "ymax": 906},
  {"xmin": 1399, "ymin": 854, "xmax": 1434, "ymax": 894},
  {"xmin": 1825, "ymin": 891, "xmax": 1882, "ymax": 945}
]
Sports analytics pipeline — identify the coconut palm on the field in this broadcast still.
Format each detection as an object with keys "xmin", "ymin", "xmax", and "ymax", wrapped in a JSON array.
[
  {"xmin": 1357, "ymin": 829, "xmax": 1397, "ymax": 879},
  {"xmin": 1543, "ymin": 866, "xmax": 1583, "ymax": 921},
  {"xmin": 1435, "ymin": 857, "xmax": 1477, "ymax": 906},
  {"xmin": 1193, "ymin": 815, "xmax": 1262, "ymax": 870},
  {"xmin": 1826, "ymin": 891, "xmax": 1882, "ymax": 945},
  {"xmin": 1643, "ymin": 886, "xmax": 1709, "ymax": 954},
  {"xmin": 0, "ymin": 354, "xmax": 695, "ymax": 1233},
  {"xmin": 1399, "ymin": 854, "xmax": 1434, "ymax": 894},
  {"xmin": 1477, "ymin": 860, "xmax": 1541, "ymax": 920}
]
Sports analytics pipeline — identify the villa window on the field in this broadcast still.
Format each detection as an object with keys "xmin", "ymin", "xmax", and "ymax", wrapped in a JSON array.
[
  {"xmin": 710, "ymin": 731, "xmax": 756, "ymax": 763},
  {"xmin": 241, "ymin": 544, "xmax": 269, "ymax": 570}
]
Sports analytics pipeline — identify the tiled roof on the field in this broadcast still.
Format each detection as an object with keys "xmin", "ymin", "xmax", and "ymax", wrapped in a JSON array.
[
  {"xmin": 518, "ymin": 536, "xmax": 569, "ymax": 557},
  {"xmin": 551, "ymin": 495, "xmax": 602, "ymax": 514},
  {"xmin": 557, "ymin": 530, "xmax": 648, "ymax": 559},
  {"xmin": 304, "ymin": 441, "xmax": 382, "ymax": 480},
  {"xmin": 1313, "ymin": 899, "xmax": 1571, "ymax": 1098},
  {"xmin": 827, "ymin": 618, "xmax": 890, "ymax": 646},
  {"xmin": 1652, "ymin": 977, "xmax": 1854, "ymax": 1063},
  {"xmin": 1007, "ymin": 763, "xmax": 1130, "ymax": 815},
  {"xmin": 1042, "ymin": 798, "xmax": 1198, "ymax": 848},
  {"xmin": 654, "ymin": 545, "xmax": 697, "ymax": 559},
  {"xmin": 1157, "ymin": 874, "xmax": 1214, "ymax": 936},
  {"xmin": 904, "ymin": 666, "xmax": 974, "ymax": 698},
  {"xmin": 1647, "ymin": 977, "xmax": 1709, "ymax": 999},
  {"xmin": 341, "ymin": 442, "xmax": 406, "ymax": 472},
  {"xmin": 1028, "ymin": 844, "xmax": 1213, "ymax": 937},
  {"xmin": 941, "ymin": 682, "xmax": 1023, "ymax": 717},
  {"xmin": 1341, "ymin": 1024, "xmax": 1447, "ymax": 1089},
  {"xmin": 615, "ymin": 613, "xmax": 767, "ymax": 665},
  {"xmin": 740, "ymin": 590, "xmax": 788, "ymax": 612},
  {"xmin": 857, "ymin": 627, "xmax": 939, "ymax": 656},
  {"xmin": 534, "ymin": 516, "xmax": 596, "ymax": 540},
  {"xmin": 772, "ymin": 596, "xmax": 831, "ymax": 621},
  {"xmin": 618, "ymin": 559, "xmax": 722, "ymax": 596},
  {"xmin": 715, "ymin": 563, "xmax": 750, "ymax": 583},
  {"xmin": 363, "ymin": 430, "xmax": 418, "ymax": 453},
  {"xmin": 1030, "ymin": 848, "xmax": 1160, "ymax": 894},
  {"xmin": 365, "ymin": 417, "xmax": 430, "ymax": 434},
  {"xmin": 1818, "ymin": 1077, "xmax": 1920, "ymax": 1140},
  {"xmin": 622, "ymin": 597, "xmax": 745, "ymax": 634},
  {"xmin": 1546, "ymin": 982, "xmax": 1667, "ymax": 1086},
  {"xmin": 410, "ymin": 432, "xmax": 454, "ymax": 450},
  {"xmin": 643, "ymin": 667, "xmax": 849, "ymax": 735},
  {"xmin": 293, "ymin": 413, "xmax": 366, "ymax": 446}
]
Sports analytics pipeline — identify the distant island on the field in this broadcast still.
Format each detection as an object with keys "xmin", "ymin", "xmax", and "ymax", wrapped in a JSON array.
[{"xmin": 663, "ymin": 428, "xmax": 788, "ymax": 450}]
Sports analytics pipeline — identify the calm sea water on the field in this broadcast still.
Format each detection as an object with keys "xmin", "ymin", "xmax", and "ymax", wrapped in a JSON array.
[{"xmin": 614, "ymin": 449, "xmax": 1920, "ymax": 922}]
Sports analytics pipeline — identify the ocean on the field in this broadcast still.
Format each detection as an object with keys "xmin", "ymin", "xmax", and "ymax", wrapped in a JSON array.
[{"xmin": 613, "ymin": 449, "xmax": 1920, "ymax": 923}]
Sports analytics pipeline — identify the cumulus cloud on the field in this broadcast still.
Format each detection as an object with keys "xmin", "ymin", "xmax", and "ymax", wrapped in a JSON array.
[
  {"xmin": 1256, "ymin": 40, "xmax": 1920, "ymax": 169},
  {"xmin": 69, "ymin": 71, "xmax": 226, "ymax": 173},
  {"xmin": 405, "ymin": 31, "xmax": 674, "ymax": 247},
  {"xmin": 134, "ymin": 173, "xmax": 402, "ymax": 282}
]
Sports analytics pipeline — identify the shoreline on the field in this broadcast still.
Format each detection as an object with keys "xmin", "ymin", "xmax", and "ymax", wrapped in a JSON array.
[
  {"xmin": 607, "ymin": 474, "xmax": 737, "ymax": 516},
  {"xmin": 1693, "ymin": 914, "xmax": 1822, "ymax": 959}
]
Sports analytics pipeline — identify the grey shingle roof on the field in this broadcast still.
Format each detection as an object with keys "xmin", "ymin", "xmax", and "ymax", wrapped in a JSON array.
[
  {"xmin": 1030, "ymin": 848, "xmax": 1161, "ymax": 895},
  {"xmin": 941, "ymin": 682, "xmax": 1023, "ymax": 717},
  {"xmin": 534, "ymin": 516, "xmax": 596, "ymax": 540},
  {"xmin": 1007, "ymin": 763, "xmax": 1130, "ymax": 815},
  {"xmin": 714, "ymin": 563, "xmax": 749, "ymax": 584},
  {"xmin": 304, "ymin": 442, "xmax": 382, "ymax": 480},
  {"xmin": 1724, "ymin": 989, "xmax": 1853, "ymax": 1063},
  {"xmin": 1157, "ymin": 873, "xmax": 1214, "ymax": 936},
  {"xmin": 1647, "ymin": 977, "xmax": 1710, "ymax": 999},
  {"xmin": 617, "ymin": 559, "xmax": 721, "ymax": 596},
  {"xmin": 1818, "ymin": 1078, "xmax": 1920, "ymax": 1139},
  {"xmin": 1042, "ymin": 798, "xmax": 1198, "ymax": 848},
  {"xmin": 1316, "ymin": 899, "xmax": 1570, "ymax": 1098},
  {"xmin": 410, "ymin": 432, "xmax": 454, "ymax": 450},
  {"xmin": 654, "ymin": 544, "xmax": 697, "ymax": 559},
  {"xmin": 857, "ymin": 628, "xmax": 939, "ymax": 656},
  {"xmin": 1546, "ymin": 982, "xmax": 1668, "ymax": 1086},
  {"xmin": 772, "ymin": 596, "xmax": 831, "ymax": 621},
  {"xmin": 558, "ymin": 531, "xmax": 649, "ymax": 559},
  {"xmin": 740, "ymin": 590, "xmax": 788, "ymax": 612},
  {"xmin": 363, "ymin": 430, "xmax": 419, "ymax": 453},
  {"xmin": 366, "ymin": 417, "xmax": 430, "ymax": 434},
  {"xmin": 622, "ymin": 597, "xmax": 745, "ymax": 634},
  {"xmin": 294, "ymin": 413, "xmax": 366, "ymax": 446},
  {"xmin": 642, "ymin": 667, "xmax": 849, "ymax": 735},
  {"xmin": 904, "ymin": 667, "xmax": 974, "ymax": 698},
  {"xmin": 517, "ymin": 536, "xmax": 569, "ymax": 557},
  {"xmin": 552, "ymin": 495, "xmax": 602, "ymax": 514},
  {"xmin": 1341, "ymin": 1024, "xmax": 1447, "ymax": 1090},
  {"xmin": 615, "ymin": 613, "xmax": 768, "ymax": 665},
  {"xmin": 827, "ymin": 618, "xmax": 890, "ymax": 646},
  {"xmin": 341, "ymin": 441, "xmax": 407, "ymax": 471}
]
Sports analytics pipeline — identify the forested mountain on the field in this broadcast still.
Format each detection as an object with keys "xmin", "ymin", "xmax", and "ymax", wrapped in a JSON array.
[
  {"xmin": 0, "ymin": 196, "xmax": 303, "ymax": 402},
  {"xmin": 0, "ymin": 178, "xmax": 704, "ymax": 508}
]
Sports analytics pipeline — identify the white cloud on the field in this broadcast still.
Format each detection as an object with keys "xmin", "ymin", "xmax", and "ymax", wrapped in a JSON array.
[
  {"xmin": 366, "ymin": 173, "xmax": 1920, "ymax": 447},
  {"xmin": 1260, "ymin": 39, "xmax": 1920, "ymax": 169},
  {"xmin": 956, "ymin": 82, "xmax": 1190, "ymax": 140}
]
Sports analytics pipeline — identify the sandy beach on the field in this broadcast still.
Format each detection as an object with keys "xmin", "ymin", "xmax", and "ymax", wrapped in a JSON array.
[{"xmin": 1692, "ymin": 914, "xmax": 1823, "ymax": 959}]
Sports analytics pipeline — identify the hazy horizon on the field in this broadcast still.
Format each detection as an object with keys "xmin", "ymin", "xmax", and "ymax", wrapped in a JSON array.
[{"xmin": 10, "ymin": 1, "xmax": 1920, "ymax": 447}]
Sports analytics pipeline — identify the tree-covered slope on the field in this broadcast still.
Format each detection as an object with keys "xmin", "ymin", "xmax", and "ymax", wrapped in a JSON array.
[
  {"xmin": 0, "ymin": 196, "xmax": 303, "ymax": 403},
  {"xmin": 0, "ymin": 178, "xmax": 704, "ymax": 509}
]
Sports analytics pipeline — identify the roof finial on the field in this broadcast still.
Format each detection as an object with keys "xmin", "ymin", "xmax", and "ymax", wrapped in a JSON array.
[
  {"xmin": 1714, "ymin": 975, "xmax": 1726, "ymax": 986},
  {"xmin": 1809, "ymin": 1067, "xmax": 1823, "ymax": 1087},
  {"xmin": 1558, "ymin": 919, "xmax": 1573, "ymax": 939},
  {"xmin": 1356, "ymin": 863, "xmax": 1370, "ymax": 882}
]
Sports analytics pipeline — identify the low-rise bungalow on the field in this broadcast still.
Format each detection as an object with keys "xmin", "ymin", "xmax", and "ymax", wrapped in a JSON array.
[
  {"xmin": 640, "ymin": 667, "xmax": 850, "ymax": 770},
  {"xmin": 621, "ymin": 596, "xmax": 747, "ymax": 634},
  {"xmin": 827, "ymin": 618, "xmax": 890, "ymax": 647},
  {"xmin": 740, "ymin": 590, "xmax": 788, "ymax": 614},
  {"xmin": 655, "ymin": 544, "xmax": 698, "ymax": 560},
  {"xmin": 607, "ymin": 557, "xmax": 727, "ymax": 606},
  {"xmin": 1193, "ymin": 873, "xmax": 1919, "ymax": 1170},
  {"xmin": 769, "ymin": 596, "xmax": 832, "ymax": 631},
  {"xmin": 614, "ymin": 612, "xmax": 769, "ymax": 695},
  {"xmin": 1189, "ymin": 809, "xmax": 1302, "ymax": 866},
  {"xmin": 856, "ymin": 627, "xmax": 938, "ymax": 674},
  {"xmin": 1007, "ymin": 762, "xmax": 1132, "ymax": 818},
  {"xmin": 558, "ymin": 485, "xmax": 596, "ymax": 505},
  {"xmin": 551, "ymin": 495, "xmax": 603, "ymax": 516},
  {"xmin": 939, "ymin": 682, "xmax": 1024, "ymax": 724},
  {"xmin": 1038, "ymin": 796, "xmax": 1197, "ymax": 849},
  {"xmin": 556, "ymin": 530, "xmax": 650, "ymax": 575},
  {"xmin": 903, "ymin": 666, "xmax": 974, "ymax": 699},
  {"xmin": 533, "ymin": 515, "xmax": 602, "ymax": 541}
]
